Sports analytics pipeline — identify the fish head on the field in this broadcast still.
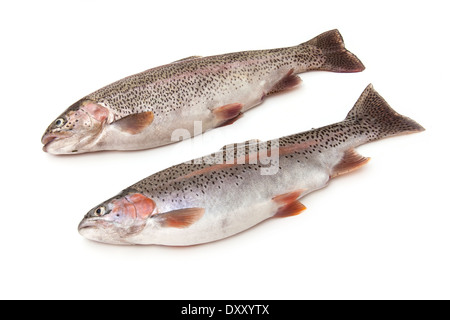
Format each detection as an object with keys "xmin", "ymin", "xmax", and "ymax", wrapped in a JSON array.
[
  {"xmin": 42, "ymin": 99, "xmax": 111, "ymax": 154},
  {"xmin": 78, "ymin": 191, "xmax": 156, "ymax": 245}
]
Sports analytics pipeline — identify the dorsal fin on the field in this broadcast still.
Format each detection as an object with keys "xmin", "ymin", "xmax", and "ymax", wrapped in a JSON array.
[{"xmin": 172, "ymin": 56, "xmax": 203, "ymax": 63}]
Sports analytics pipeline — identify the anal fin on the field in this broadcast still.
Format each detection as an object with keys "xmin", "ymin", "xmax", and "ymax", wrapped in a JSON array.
[
  {"xmin": 112, "ymin": 111, "xmax": 154, "ymax": 135},
  {"xmin": 331, "ymin": 148, "xmax": 370, "ymax": 178},
  {"xmin": 268, "ymin": 69, "xmax": 302, "ymax": 96}
]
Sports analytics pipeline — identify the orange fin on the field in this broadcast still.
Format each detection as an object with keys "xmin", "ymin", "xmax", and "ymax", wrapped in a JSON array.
[
  {"xmin": 157, "ymin": 207, "xmax": 205, "ymax": 228},
  {"xmin": 272, "ymin": 190, "xmax": 307, "ymax": 218},
  {"xmin": 112, "ymin": 111, "xmax": 154, "ymax": 134},
  {"xmin": 268, "ymin": 69, "xmax": 302, "ymax": 95},
  {"xmin": 213, "ymin": 103, "xmax": 243, "ymax": 127},
  {"xmin": 331, "ymin": 148, "xmax": 370, "ymax": 178},
  {"xmin": 272, "ymin": 189, "xmax": 305, "ymax": 205},
  {"xmin": 274, "ymin": 201, "xmax": 307, "ymax": 218}
]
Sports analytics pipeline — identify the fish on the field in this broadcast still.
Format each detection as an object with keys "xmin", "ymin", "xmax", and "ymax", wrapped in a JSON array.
[
  {"xmin": 78, "ymin": 84, "xmax": 425, "ymax": 246},
  {"xmin": 42, "ymin": 29, "xmax": 364, "ymax": 154}
]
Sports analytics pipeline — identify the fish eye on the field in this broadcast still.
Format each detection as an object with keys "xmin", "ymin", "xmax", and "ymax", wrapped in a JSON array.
[
  {"xmin": 94, "ymin": 206, "xmax": 107, "ymax": 217},
  {"xmin": 54, "ymin": 118, "xmax": 65, "ymax": 127}
]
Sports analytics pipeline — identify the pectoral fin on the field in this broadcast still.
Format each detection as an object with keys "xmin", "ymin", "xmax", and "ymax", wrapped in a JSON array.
[
  {"xmin": 112, "ymin": 111, "xmax": 154, "ymax": 134},
  {"xmin": 156, "ymin": 207, "xmax": 205, "ymax": 228}
]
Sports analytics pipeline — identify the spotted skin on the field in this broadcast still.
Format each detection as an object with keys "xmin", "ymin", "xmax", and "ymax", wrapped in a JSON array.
[
  {"xmin": 43, "ymin": 29, "xmax": 365, "ymax": 154},
  {"xmin": 78, "ymin": 85, "xmax": 424, "ymax": 246},
  {"xmin": 88, "ymin": 47, "xmax": 323, "ymax": 119}
]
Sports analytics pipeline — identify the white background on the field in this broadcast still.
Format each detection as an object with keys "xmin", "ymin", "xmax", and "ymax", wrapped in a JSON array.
[{"xmin": 0, "ymin": 0, "xmax": 448, "ymax": 300}]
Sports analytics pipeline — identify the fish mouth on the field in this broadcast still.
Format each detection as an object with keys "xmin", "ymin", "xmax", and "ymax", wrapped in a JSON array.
[
  {"xmin": 78, "ymin": 219, "xmax": 99, "ymax": 232},
  {"xmin": 41, "ymin": 132, "xmax": 73, "ymax": 153},
  {"xmin": 42, "ymin": 134, "xmax": 59, "ymax": 146},
  {"xmin": 78, "ymin": 219, "xmax": 102, "ymax": 242},
  {"xmin": 42, "ymin": 135, "xmax": 60, "ymax": 153},
  {"xmin": 78, "ymin": 219, "xmax": 123, "ymax": 244}
]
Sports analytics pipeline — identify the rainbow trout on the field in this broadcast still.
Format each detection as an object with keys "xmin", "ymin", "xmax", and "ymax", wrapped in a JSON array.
[
  {"xmin": 78, "ymin": 85, "xmax": 424, "ymax": 246},
  {"xmin": 42, "ymin": 29, "xmax": 364, "ymax": 154}
]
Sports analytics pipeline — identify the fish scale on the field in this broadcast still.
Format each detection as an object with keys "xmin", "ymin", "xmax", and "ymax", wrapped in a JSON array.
[
  {"xmin": 78, "ymin": 85, "xmax": 424, "ymax": 246},
  {"xmin": 42, "ymin": 29, "xmax": 365, "ymax": 154}
]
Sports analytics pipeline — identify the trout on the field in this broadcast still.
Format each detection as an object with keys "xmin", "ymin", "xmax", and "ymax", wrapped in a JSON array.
[
  {"xmin": 42, "ymin": 29, "xmax": 364, "ymax": 154},
  {"xmin": 78, "ymin": 85, "xmax": 424, "ymax": 246}
]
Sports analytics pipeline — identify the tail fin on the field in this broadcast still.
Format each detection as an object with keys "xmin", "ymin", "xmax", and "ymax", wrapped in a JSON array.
[
  {"xmin": 346, "ymin": 84, "xmax": 425, "ymax": 141},
  {"xmin": 304, "ymin": 29, "xmax": 365, "ymax": 73}
]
